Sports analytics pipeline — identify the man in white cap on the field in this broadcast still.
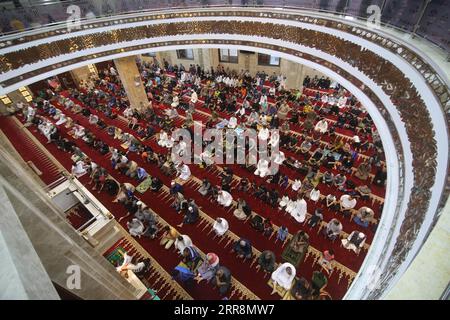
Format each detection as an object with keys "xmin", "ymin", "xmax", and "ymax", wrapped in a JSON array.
[
  {"xmin": 177, "ymin": 203, "xmax": 199, "ymax": 228},
  {"xmin": 175, "ymin": 234, "xmax": 193, "ymax": 255}
]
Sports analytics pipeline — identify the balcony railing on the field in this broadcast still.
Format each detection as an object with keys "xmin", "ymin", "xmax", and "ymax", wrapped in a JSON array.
[{"xmin": 0, "ymin": 0, "xmax": 448, "ymax": 52}]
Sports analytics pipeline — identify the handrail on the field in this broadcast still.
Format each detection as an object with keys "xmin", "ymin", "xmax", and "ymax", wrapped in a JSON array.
[{"xmin": 0, "ymin": 1, "xmax": 447, "ymax": 52}]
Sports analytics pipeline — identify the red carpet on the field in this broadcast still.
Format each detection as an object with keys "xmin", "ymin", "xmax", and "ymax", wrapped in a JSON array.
[{"xmin": 0, "ymin": 80, "xmax": 386, "ymax": 299}]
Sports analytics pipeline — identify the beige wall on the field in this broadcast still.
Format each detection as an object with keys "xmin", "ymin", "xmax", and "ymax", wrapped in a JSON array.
[
  {"xmin": 70, "ymin": 65, "xmax": 97, "ymax": 87},
  {"xmin": 148, "ymin": 49, "xmax": 327, "ymax": 91},
  {"xmin": 0, "ymin": 87, "xmax": 33, "ymax": 115},
  {"xmin": 385, "ymin": 196, "xmax": 450, "ymax": 300}
]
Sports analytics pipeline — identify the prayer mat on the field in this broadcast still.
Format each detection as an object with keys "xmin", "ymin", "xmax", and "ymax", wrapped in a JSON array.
[
  {"xmin": 267, "ymin": 278, "xmax": 288, "ymax": 298},
  {"xmin": 136, "ymin": 176, "xmax": 153, "ymax": 194},
  {"xmin": 106, "ymin": 246, "xmax": 126, "ymax": 266}
]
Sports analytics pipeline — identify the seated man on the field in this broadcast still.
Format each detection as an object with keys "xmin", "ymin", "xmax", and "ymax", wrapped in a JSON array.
[
  {"xmin": 319, "ymin": 249, "xmax": 335, "ymax": 275},
  {"xmin": 72, "ymin": 123, "xmax": 85, "ymax": 139},
  {"xmin": 213, "ymin": 217, "xmax": 229, "ymax": 236},
  {"xmin": 228, "ymin": 116, "xmax": 238, "ymax": 129},
  {"xmin": 55, "ymin": 113, "xmax": 67, "ymax": 126},
  {"xmin": 290, "ymin": 277, "xmax": 312, "ymax": 300},
  {"xmin": 211, "ymin": 266, "xmax": 231, "ymax": 296},
  {"xmin": 333, "ymin": 173, "xmax": 347, "ymax": 188},
  {"xmin": 256, "ymin": 250, "xmax": 276, "ymax": 273},
  {"xmin": 250, "ymin": 215, "xmax": 265, "ymax": 232},
  {"xmin": 340, "ymin": 194, "xmax": 357, "ymax": 217},
  {"xmin": 287, "ymin": 195, "xmax": 307, "ymax": 223},
  {"xmin": 341, "ymin": 231, "xmax": 366, "ymax": 254},
  {"xmin": 125, "ymin": 160, "xmax": 138, "ymax": 178},
  {"xmin": 309, "ymin": 148, "xmax": 324, "ymax": 165},
  {"xmin": 195, "ymin": 253, "xmax": 220, "ymax": 284},
  {"xmin": 150, "ymin": 177, "xmax": 163, "ymax": 192},
  {"xmin": 281, "ymin": 230, "xmax": 309, "ymax": 268},
  {"xmin": 172, "ymin": 246, "xmax": 201, "ymax": 284},
  {"xmin": 88, "ymin": 114, "xmax": 99, "ymax": 125},
  {"xmin": 177, "ymin": 204, "xmax": 199, "ymax": 228},
  {"xmin": 355, "ymin": 184, "xmax": 371, "ymax": 200},
  {"xmin": 272, "ymin": 151, "xmax": 286, "ymax": 165},
  {"xmin": 159, "ymin": 225, "xmax": 179, "ymax": 249},
  {"xmin": 353, "ymin": 206, "xmax": 375, "ymax": 228},
  {"xmin": 127, "ymin": 218, "xmax": 145, "ymax": 238},
  {"xmin": 309, "ymin": 187, "xmax": 321, "ymax": 202},
  {"xmin": 71, "ymin": 160, "xmax": 88, "ymax": 177},
  {"xmin": 254, "ymin": 158, "xmax": 270, "ymax": 178},
  {"xmin": 314, "ymin": 118, "xmax": 328, "ymax": 134},
  {"xmin": 198, "ymin": 178, "xmax": 212, "ymax": 196},
  {"xmin": 176, "ymin": 163, "xmax": 191, "ymax": 182},
  {"xmin": 324, "ymin": 218, "xmax": 343, "ymax": 241},
  {"xmin": 307, "ymin": 208, "xmax": 323, "ymax": 228},
  {"xmin": 311, "ymin": 271, "xmax": 328, "ymax": 295},
  {"xmin": 299, "ymin": 138, "xmax": 312, "ymax": 155},
  {"xmin": 232, "ymin": 238, "xmax": 252, "ymax": 259},
  {"xmin": 175, "ymin": 234, "xmax": 193, "ymax": 255},
  {"xmin": 217, "ymin": 190, "xmax": 233, "ymax": 207},
  {"xmin": 233, "ymin": 198, "xmax": 251, "ymax": 220},
  {"xmin": 271, "ymin": 263, "xmax": 296, "ymax": 295},
  {"xmin": 277, "ymin": 226, "xmax": 289, "ymax": 242}
]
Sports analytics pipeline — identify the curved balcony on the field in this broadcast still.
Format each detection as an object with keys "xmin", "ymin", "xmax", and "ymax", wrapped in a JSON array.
[
  {"xmin": 0, "ymin": 4, "xmax": 448, "ymax": 299},
  {"xmin": 0, "ymin": 0, "xmax": 449, "ymax": 54}
]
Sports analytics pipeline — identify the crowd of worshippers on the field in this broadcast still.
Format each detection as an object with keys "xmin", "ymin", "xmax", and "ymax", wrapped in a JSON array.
[{"xmin": 9, "ymin": 58, "xmax": 387, "ymax": 299}]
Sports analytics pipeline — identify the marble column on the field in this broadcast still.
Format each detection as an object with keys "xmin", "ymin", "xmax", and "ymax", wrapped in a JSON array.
[
  {"xmin": 281, "ymin": 59, "xmax": 304, "ymax": 91},
  {"xmin": 114, "ymin": 56, "xmax": 149, "ymax": 111}
]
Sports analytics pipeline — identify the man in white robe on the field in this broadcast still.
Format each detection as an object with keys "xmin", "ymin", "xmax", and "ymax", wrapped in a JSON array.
[
  {"xmin": 271, "ymin": 262, "xmax": 296, "ymax": 294},
  {"xmin": 269, "ymin": 131, "xmax": 280, "ymax": 147},
  {"xmin": 314, "ymin": 119, "xmax": 328, "ymax": 134},
  {"xmin": 190, "ymin": 90, "xmax": 198, "ymax": 104},
  {"xmin": 228, "ymin": 116, "xmax": 238, "ymax": 129},
  {"xmin": 292, "ymin": 179, "xmax": 302, "ymax": 191},
  {"xmin": 272, "ymin": 151, "xmax": 285, "ymax": 165},
  {"xmin": 310, "ymin": 188, "xmax": 321, "ymax": 202},
  {"xmin": 55, "ymin": 113, "xmax": 67, "ymax": 126},
  {"xmin": 171, "ymin": 95, "xmax": 179, "ymax": 108},
  {"xmin": 258, "ymin": 126, "xmax": 270, "ymax": 141},
  {"xmin": 217, "ymin": 190, "xmax": 233, "ymax": 207},
  {"xmin": 158, "ymin": 130, "xmax": 174, "ymax": 148},
  {"xmin": 26, "ymin": 106, "xmax": 36, "ymax": 123},
  {"xmin": 213, "ymin": 218, "xmax": 229, "ymax": 236},
  {"xmin": 290, "ymin": 197, "xmax": 307, "ymax": 223},
  {"xmin": 175, "ymin": 234, "xmax": 193, "ymax": 255},
  {"xmin": 254, "ymin": 159, "xmax": 270, "ymax": 178},
  {"xmin": 72, "ymin": 124, "xmax": 85, "ymax": 139},
  {"xmin": 176, "ymin": 163, "xmax": 191, "ymax": 181},
  {"xmin": 71, "ymin": 160, "xmax": 87, "ymax": 177},
  {"xmin": 127, "ymin": 218, "xmax": 144, "ymax": 238}
]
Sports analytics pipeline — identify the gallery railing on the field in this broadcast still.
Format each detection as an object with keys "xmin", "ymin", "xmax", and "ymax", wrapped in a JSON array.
[{"xmin": 0, "ymin": 0, "xmax": 448, "ymax": 52}]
